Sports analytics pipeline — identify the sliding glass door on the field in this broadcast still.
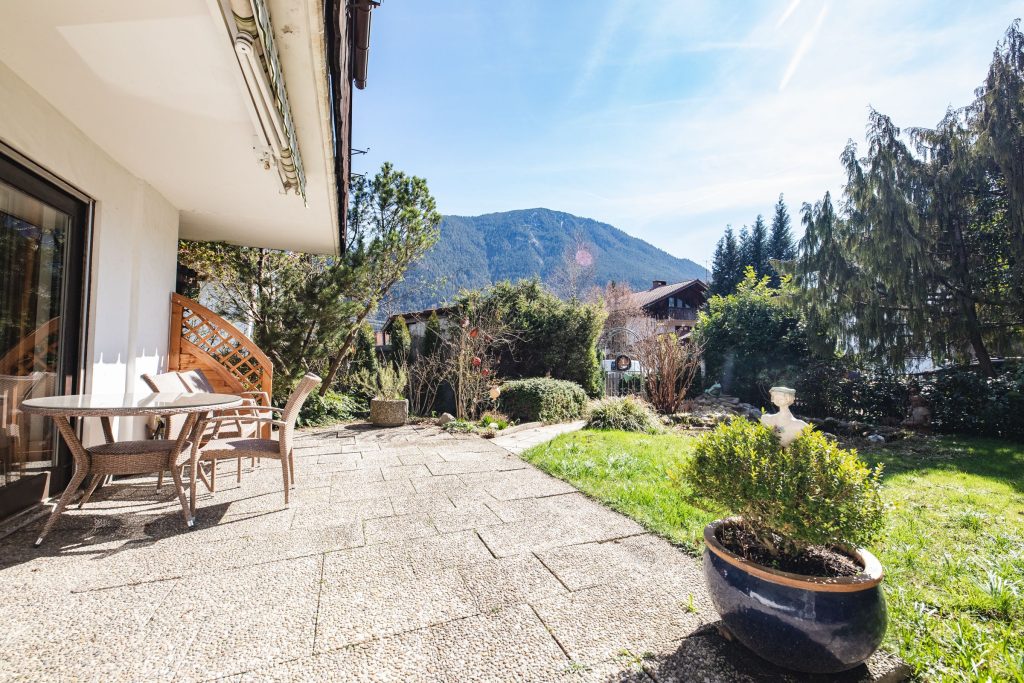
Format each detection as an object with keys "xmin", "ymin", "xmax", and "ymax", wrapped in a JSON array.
[{"xmin": 0, "ymin": 151, "xmax": 88, "ymax": 520}]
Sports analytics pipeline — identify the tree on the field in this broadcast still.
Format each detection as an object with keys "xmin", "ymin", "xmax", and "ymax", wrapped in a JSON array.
[
  {"xmin": 742, "ymin": 214, "xmax": 770, "ymax": 278},
  {"xmin": 695, "ymin": 269, "xmax": 816, "ymax": 405},
  {"xmin": 710, "ymin": 226, "xmax": 742, "ymax": 296},
  {"xmin": 319, "ymin": 162, "xmax": 442, "ymax": 393},
  {"xmin": 422, "ymin": 311, "xmax": 443, "ymax": 358},
  {"xmin": 795, "ymin": 102, "xmax": 1022, "ymax": 375},
  {"xmin": 976, "ymin": 20, "xmax": 1024, "ymax": 298},
  {"xmin": 388, "ymin": 315, "xmax": 411, "ymax": 366},
  {"xmin": 768, "ymin": 194, "xmax": 796, "ymax": 286}
]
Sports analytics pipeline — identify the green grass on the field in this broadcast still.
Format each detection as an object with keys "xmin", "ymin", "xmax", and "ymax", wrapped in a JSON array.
[{"xmin": 522, "ymin": 430, "xmax": 1024, "ymax": 682}]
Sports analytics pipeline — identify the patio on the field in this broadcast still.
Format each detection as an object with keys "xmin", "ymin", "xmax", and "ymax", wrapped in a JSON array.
[{"xmin": 0, "ymin": 424, "xmax": 903, "ymax": 682}]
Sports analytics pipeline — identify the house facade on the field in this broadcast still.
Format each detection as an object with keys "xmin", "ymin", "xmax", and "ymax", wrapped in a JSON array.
[
  {"xmin": 616, "ymin": 279, "xmax": 709, "ymax": 336},
  {"xmin": 0, "ymin": 0, "xmax": 375, "ymax": 521}
]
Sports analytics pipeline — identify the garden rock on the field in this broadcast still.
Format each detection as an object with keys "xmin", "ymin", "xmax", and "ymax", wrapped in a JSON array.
[
  {"xmin": 437, "ymin": 412, "xmax": 456, "ymax": 426},
  {"xmin": 867, "ymin": 434, "xmax": 886, "ymax": 444}
]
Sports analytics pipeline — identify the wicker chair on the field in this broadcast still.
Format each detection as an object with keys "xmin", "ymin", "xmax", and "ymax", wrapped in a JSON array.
[
  {"xmin": 141, "ymin": 370, "xmax": 262, "ymax": 491},
  {"xmin": 190, "ymin": 374, "xmax": 320, "ymax": 513}
]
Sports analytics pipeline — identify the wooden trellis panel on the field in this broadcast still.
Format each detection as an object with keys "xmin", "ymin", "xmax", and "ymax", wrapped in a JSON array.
[{"xmin": 168, "ymin": 294, "xmax": 273, "ymax": 400}]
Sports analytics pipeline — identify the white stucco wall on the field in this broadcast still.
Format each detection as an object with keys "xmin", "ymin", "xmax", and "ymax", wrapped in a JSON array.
[{"xmin": 0, "ymin": 60, "xmax": 179, "ymax": 443}]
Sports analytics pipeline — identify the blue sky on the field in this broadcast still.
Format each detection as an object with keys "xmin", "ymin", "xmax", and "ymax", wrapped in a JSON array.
[{"xmin": 353, "ymin": 0, "xmax": 1023, "ymax": 268}]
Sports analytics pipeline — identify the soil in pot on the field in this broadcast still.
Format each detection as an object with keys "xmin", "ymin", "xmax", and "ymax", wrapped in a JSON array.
[{"xmin": 717, "ymin": 524, "xmax": 861, "ymax": 578}]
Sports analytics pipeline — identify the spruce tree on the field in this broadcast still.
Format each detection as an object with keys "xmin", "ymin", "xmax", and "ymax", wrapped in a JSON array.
[
  {"xmin": 710, "ymin": 236, "xmax": 728, "ymax": 296},
  {"xmin": 768, "ymin": 194, "xmax": 796, "ymax": 286},
  {"xmin": 711, "ymin": 226, "xmax": 743, "ymax": 295},
  {"xmin": 746, "ymin": 215, "xmax": 769, "ymax": 278}
]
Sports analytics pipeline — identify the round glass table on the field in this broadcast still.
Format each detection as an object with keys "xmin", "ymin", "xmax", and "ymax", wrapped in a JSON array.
[{"xmin": 21, "ymin": 392, "xmax": 243, "ymax": 546}]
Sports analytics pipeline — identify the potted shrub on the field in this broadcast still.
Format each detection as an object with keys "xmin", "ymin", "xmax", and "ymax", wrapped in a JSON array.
[
  {"xmin": 354, "ymin": 365, "xmax": 409, "ymax": 427},
  {"xmin": 681, "ymin": 419, "xmax": 886, "ymax": 674}
]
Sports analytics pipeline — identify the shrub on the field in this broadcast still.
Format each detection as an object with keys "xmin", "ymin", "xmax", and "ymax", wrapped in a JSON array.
[
  {"xmin": 694, "ymin": 270, "xmax": 817, "ymax": 406},
  {"xmin": 457, "ymin": 280, "xmax": 606, "ymax": 397},
  {"xmin": 636, "ymin": 333, "xmax": 702, "ymax": 414},
  {"xmin": 349, "ymin": 364, "xmax": 407, "ymax": 400},
  {"xmin": 498, "ymin": 378, "xmax": 588, "ymax": 423},
  {"xmin": 680, "ymin": 419, "xmax": 884, "ymax": 556},
  {"xmin": 920, "ymin": 366, "xmax": 1024, "ymax": 439},
  {"xmin": 478, "ymin": 412, "xmax": 510, "ymax": 430},
  {"xmin": 297, "ymin": 390, "xmax": 365, "ymax": 427},
  {"xmin": 586, "ymin": 396, "xmax": 662, "ymax": 433}
]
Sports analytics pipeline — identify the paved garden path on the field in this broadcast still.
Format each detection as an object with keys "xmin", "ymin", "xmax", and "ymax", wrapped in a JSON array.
[{"xmin": 0, "ymin": 423, "xmax": 900, "ymax": 682}]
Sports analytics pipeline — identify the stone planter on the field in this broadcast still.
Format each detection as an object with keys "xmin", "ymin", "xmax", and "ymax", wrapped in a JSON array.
[
  {"xmin": 369, "ymin": 398, "xmax": 408, "ymax": 427},
  {"xmin": 703, "ymin": 519, "xmax": 887, "ymax": 674}
]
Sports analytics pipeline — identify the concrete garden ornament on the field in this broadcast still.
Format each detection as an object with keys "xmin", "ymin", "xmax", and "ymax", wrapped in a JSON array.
[{"xmin": 760, "ymin": 386, "xmax": 808, "ymax": 447}]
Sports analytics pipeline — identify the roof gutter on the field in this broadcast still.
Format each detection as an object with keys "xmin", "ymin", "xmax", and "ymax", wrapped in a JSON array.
[
  {"xmin": 351, "ymin": 0, "xmax": 377, "ymax": 90},
  {"xmin": 325, "ymin": 0, "xmax": 377, "ymax": 252}
]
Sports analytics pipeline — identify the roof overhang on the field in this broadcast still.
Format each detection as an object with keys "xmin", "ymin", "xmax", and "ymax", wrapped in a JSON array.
[{"xmin": 0, "ymin": 0, "xmax": 364, "ymax": 255}]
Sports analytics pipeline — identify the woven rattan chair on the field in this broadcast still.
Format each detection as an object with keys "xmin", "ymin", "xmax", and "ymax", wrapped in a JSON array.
[
  {"xmin": 190, "ymin": 374, "xmax": 320, "ymax": 513},
  {"xmin": 142, "ymin": 370, "xmax": 264, "ymax": 490}
]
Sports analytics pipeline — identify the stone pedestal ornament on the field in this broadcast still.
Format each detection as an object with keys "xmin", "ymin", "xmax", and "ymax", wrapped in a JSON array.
[{"xmin": 759, "ymin": 386, "xmax": 809, "ymax": 447}]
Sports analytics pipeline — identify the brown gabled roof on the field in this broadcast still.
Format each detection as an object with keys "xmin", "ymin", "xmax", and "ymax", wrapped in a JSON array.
[{"xmin": 616, "ymin": 279, "xmax": 708, "ymax": 310}]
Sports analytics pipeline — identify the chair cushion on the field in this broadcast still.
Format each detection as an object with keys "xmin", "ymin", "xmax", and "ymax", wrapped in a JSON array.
[{"xmin": 201, "ymin": 437, "xmax": 280, "ymax": 458}]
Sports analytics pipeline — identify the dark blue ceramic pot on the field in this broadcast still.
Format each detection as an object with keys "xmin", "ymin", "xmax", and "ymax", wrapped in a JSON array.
[{"xmin": 703, "ymin": 519, "xmax": 887, "ymax": 674}]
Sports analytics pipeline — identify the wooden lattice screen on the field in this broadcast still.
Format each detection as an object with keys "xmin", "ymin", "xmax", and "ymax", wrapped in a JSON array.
[{"xmin": 168, "ymin": 294, "xmax": 273, "ymax": 400}]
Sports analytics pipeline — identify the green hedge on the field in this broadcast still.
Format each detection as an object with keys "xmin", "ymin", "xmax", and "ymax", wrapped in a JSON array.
[
  {"xmin": 498, "ymin": 378, "xmax": 588, "ymax": 423},
  {"xmin": 296, "ymin": 390, "xmax": 366, "ymax": 427}
]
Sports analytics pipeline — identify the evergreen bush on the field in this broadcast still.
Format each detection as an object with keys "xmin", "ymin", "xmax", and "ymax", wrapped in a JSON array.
[
  {"xmin": 680, "ymin": 419, "xmax": 884, "ymax": 556},
  {"xmin": 297, "ymin": 390, "xmax": 365, "ymax": 427},
  {"xmin": 586, "ymin": 396, "xmax": 661, "ymax": 433},
  {"xmin": 498, "ymin": 378, "xmax": 588, "ymax": 423}
]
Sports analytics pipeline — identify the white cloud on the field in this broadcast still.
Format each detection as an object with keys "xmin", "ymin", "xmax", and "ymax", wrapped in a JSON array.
[{"xmin": 779, "ymin": 3, "xmax": 829, "ymax": 91}]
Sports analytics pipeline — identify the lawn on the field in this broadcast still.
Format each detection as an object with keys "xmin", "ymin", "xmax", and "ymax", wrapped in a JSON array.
[{"xmin": 521, "ymin": 430, "xmax": 1024, "ymax": 682}]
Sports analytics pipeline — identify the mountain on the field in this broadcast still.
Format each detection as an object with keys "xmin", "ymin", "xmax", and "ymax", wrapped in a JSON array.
[{"xmin": 388, "ymin": 208, "xmax": 708, "ymax": 312}]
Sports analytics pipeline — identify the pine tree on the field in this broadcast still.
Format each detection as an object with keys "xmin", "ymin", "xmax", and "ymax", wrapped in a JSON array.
[
  {"xmin": 422, "ymin": 311, "xmax": 443, "ymax": 358},
  {"xmin": 711, "ymin": 226, "xmax": 742, "ymax": 295},
  {"xmin": 745, "ymin": 215, "xmax": 769, "ymax": 278},
  {"xmin": 389, "ymin": 315, "xmax": 411, "ymax": 366},
  {"xmin": 710, "ymin": 236, "xmax": 728, "ymax": 296},
  {"xmin": 768, "ymin": 194, "xmax": 796, "ymax": 286}
]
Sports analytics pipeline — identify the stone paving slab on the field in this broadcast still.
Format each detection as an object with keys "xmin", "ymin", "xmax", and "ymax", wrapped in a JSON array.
[{"xmin": 0, "ymin": 422, "xmax": 907, "ymax": 682}]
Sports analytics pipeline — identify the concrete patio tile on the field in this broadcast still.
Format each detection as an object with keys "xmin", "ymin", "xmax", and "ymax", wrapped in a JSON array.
[
  {"xmin": 397, "ymin": 451, "xmax": 445, "ymax": 465},
  {"xmin": 355, "ymin": 453, "xmax": 403, "ymax": 468},
  {"xmin": 330, "ymin": 467, "xmax": 384, "ymax": 485},
  {"xmin": 389, "ymin": 529, "xmax": 494, "ymax": 571},
  {"xmin": 315, "ymin": 555, "xmax": 477, "ymax": 651},
  {"xmin": 363, "ymin": 513, "xmax": 438, "ymax": 544},
  {"xmin": 538, "ymin": 534, "xmax": 712, "ymax": 604},
  {"xmin": 0, "ymin": 578, "xmax": 180, "ymax": 683},
  {"xmin": 316, "ymin": 452, "xmax": 360, "ymax": 467},
  {"xmin": 290, "ymin": 498, "xmax": 394, "ymax": 529},
  {"xmin": 459, "ymin": 468, "xmax": 577, "ymax": 500},
  {"xmin": 330, "ymin": 479, "xmax": 415, "ymax": 502},
  {"xmin": 239, "ymin": 627, "xmax": 438, "ymax": 682},
  {"xmin": 458, "ymin": 553, "xmax": 568, "ymax": 611},
  {"xmin": 532, "ymin": 581, "xmax": 706, "ymax": 664},
  {"xmin": 425, "ymin": 455, "xmax": 528, "ymax": 476},
  {"xmin": 429, "ymin": 500, "xmax": 502, "ymax": 533},
  {"xmin": 410, "ymin": 474, "xmax": 467, "ymax": 495},
  {"xmin": 151, "ymin": 555, "xmax": 321, "ymax": 681},
  {"xmin": 389, "ymin": 492, "xmax": 457, "ymax": 515},
  {"xmin": 424, "ymin": 604, "xmax": 569, "ymax": 682},
  {"xmin": 381, "ymin": 463, "xmax": 432, "ymax": 480}
]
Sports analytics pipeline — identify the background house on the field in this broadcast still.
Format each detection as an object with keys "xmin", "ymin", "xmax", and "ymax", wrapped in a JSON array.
[{"xmin": 613, "ymin": 279, "xmax": 709, "ymax": 336}]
